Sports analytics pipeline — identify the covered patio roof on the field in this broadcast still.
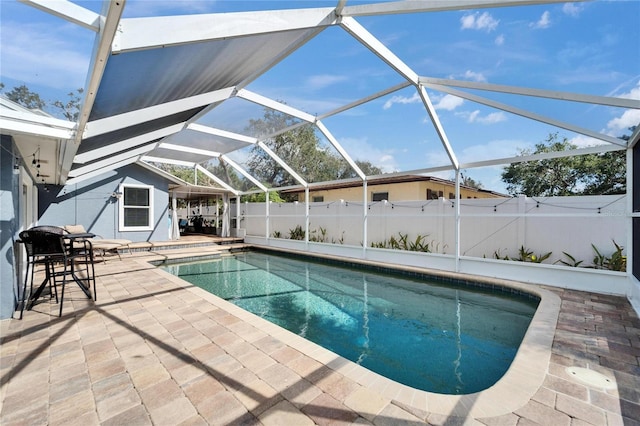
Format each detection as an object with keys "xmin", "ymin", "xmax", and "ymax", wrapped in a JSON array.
[{"xmin": 1, "ymin": 0, "xmax": 637, "ymax": 191}]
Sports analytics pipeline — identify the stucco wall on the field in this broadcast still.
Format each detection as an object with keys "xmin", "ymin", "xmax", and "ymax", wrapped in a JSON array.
[
  {"xmin": 38, "ymin": 164, "xmax": 171, "ymax": 242},
  {"xmin": 294, "ymin": 181, "xmax": 502, "ymax": 203}
]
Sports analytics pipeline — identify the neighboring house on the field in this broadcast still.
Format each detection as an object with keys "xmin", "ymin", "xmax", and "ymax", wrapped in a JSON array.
[{"xmin": 282, "ymin": 175, "xmax": 508, "ymax": 203}]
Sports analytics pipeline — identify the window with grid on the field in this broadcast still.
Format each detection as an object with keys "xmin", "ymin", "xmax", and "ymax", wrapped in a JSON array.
[{"xmin": 119, "ymin": 184, "xmax": 154, "ymax": 231}]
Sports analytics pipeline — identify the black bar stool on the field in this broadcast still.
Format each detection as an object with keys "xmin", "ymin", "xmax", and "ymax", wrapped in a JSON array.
[{"xmin": 18, "ymin": 226, "xmax": 96, "ymax": 318}]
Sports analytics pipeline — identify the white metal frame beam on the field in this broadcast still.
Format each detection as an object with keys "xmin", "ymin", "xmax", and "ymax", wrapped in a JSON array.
[
  {"xmin": 340, "ymin": 16, "xmax": 418, "ymax": 84},
  {"xmin": 195, "ymin": 165, "xmax": 240, "ymax": 195},
  {"xmin": 20, "ymin": 0, "xmax": 100, "ymax": 31},
  {"xmin": 158, "ymin": 143, "xmax": 221, "ymax": 159},
  {"xmin": 318, "ymin": 81, "xmax": 412, "ymax": 120},
  {"xmin": 136, "ymin": 160, "xmax": 190, "ymax": 186},
  {"xmin": 460, "ymin": 143, "xmax": 625, "ymax": 170},
  {"xmin": 74, "ymin": 123, "xmax": 186, "ymax": 164},
  {"xmin": 341, "ymin": 0, "xmax": 585, "ymax": 17},
  {"xmin": 420, "ymin": 77, "xmax": 640, "ymax": 109},
  {"xmin": 418, "ymin": 85, "xmax": 460, "ymax": 169},
  {"xmin": 113, "ymin": 7, "xmax": 337, "ymax": 53},
  {"xmin": 0, "ymin": 112, "xmax": 75, "ymax": 140},
  {"xmin": 219, "ymin": 155, "xmax": 269, "ymax": 192},
  {"xmin": 256, "ymin": 141, "xmax": 308, "ymax": 187},
  {"xmin": 141, "ymin": 156, "xmax": 195, "ymax": 168},
  {"xmin": 69, "ymin": 143, "xmax": 159, "ymax": 177},
  {"xmin": 425, "ymin": 82, "xmax": 628, "ymax": 147},
  {"xmin": 65, "ymin": 156, "xmax": 141, "ymax": 187},
  {"xmin": 75, "ymin": 0, "xmax": 125, "ymax": 144},
  {"xmin": 187, "ymin": 123, "xmax": 258, "ymax": 145},
  {"xmin": 236, "ymin": 89, "xmax": 317, "ymax": 123},
  {"xmin": 316, "ymin": 120, "xmax": 366, "ymax": 180},
  {"xmin": 85, "ymin": 87, "xmax": 235, "ymax": 138}
]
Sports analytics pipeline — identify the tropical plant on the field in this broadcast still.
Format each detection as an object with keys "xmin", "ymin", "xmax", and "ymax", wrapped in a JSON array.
[
  {"xmin": 309, "ymin": 227, "xmax": 328, "ymax": 242},
  {"xmin": 370, "ymin": 232, "xmax": 433, "ymax": 253},
  {"xmin": 516, "ymin": 246, "xmax": 552, "ymax": 263},
  {"xmin": 288, "ymin": 225, "xmax": 305, "ymax": 240},
  {"xmin": 591, "ymin": 240, "xmax": 626, "ymax": 272},
  {"xmin": 493, "ymin": 246, "xmax": 552, "ymax": 263},
  {"xmin": 555, "ymin": 252, "xmax": 583, "ymax": 267}
]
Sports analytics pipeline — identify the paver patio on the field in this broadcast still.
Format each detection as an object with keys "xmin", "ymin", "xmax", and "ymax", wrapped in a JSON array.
[{"xmin": 1, "ymin": 241, "xmax": 639, "ymax": 425}]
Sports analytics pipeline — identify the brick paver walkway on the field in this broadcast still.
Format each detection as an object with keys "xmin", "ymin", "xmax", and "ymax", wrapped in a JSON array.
[{"xmin": 1, "ymin": 247, "xmax": 638, "ymax": 425}]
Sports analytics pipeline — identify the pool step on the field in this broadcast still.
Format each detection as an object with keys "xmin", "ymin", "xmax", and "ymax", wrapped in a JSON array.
[{"xmin": 124, "ymin": 238, "xmax": 245, "ymax": 253}]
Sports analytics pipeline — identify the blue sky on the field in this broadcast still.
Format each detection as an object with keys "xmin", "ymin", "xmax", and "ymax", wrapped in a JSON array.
[{"xmin": 1, "ymin": 1, "xmax": 639, "ymax": 193}]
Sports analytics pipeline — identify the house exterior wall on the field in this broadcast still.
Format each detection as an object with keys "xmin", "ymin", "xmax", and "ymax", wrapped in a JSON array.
[
  {"xmin": 38, "ymin": 164, "xmax": 171, "ymax": 242},
  {"xmin": 296, "ymin": 181, "xmax": 503, "ymax": 203},
  {"xmin": 0, "ymin": 135, "xmax": 19, "ymax": 319}
]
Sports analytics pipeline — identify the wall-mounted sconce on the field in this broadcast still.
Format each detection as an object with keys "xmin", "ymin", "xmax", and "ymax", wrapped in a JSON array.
[{"xmin": 110, "ymin": 191, "xmax": 123, "ymax": 199}]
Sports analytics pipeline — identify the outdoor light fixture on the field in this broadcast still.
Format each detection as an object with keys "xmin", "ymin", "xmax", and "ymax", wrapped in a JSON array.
[{"xmin": 31, "ymin": 147, "xmax": 41, "ymax": 170}]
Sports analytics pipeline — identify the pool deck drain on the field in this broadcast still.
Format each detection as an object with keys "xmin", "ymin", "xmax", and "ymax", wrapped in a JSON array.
[{"xmin": 1, "ymin": 244, "xmax": 639, "ymax": 425}]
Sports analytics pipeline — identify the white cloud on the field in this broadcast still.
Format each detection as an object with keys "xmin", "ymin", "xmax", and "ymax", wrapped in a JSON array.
[
  {"xmin": 434, "ymin": 95, "xmax": 464, "ymax": 111},
  {"xmin": 562, "ymin": 3, "xmax": 584, "ymax": 17},
  {"xmin": 605, "ymin": 80, "xmax": 640, "ymax": 136},
  {"xmin": 463, "ymin": 70, "xmax": 487, "ymax": 82},
  {"xmin": 495, "ymin": 34, "xmax": 505, "ymax": 46},
  {"xmin": 617, "ymin": 79, "xmax": 640, "ymax": 100},
  {"xmin": 383, "ymin": 92, "xmax": 420, "ymax": 110},
  {"xmin": 460, "ymin": 12, "xmax": 499, "ymax": 32},
  {"xmin": 457, "ymin": 110, "xmax": 507, "ymax": 124},
  {"xmin": 305, "ymin": 74, "xmax": 348, "ymax": 90},
  {"xmin": 339, "ymin": 137, "xmax": 399, "ymax": 173},
  {"xmin": 478, "ymin": 112, "xmax": 507, "ymax": 124},
  {"xmin": 530, "ymin": 11, "xmax": 551, "ymax": 29},
  {"xmin": 568, "ymin": 135, "xmax": 607, "ymax": 148},
  {"xmin": 607, "ymin": 109, "xmax": 640, "ymax": 134}
]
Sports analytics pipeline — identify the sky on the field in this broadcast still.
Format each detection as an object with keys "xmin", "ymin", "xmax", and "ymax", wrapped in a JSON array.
[{"xmin": 1, "ymin": 0, "xmax": 639, "ymax": 194}]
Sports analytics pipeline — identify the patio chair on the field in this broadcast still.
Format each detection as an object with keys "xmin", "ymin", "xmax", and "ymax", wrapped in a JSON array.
[
  {"xmin": 18, "ymin": 225, "xmax": 96, "ymax": 318},
  {"xmin": 63, "ymin": 225, "xmax": 132, "ymax": 261}
]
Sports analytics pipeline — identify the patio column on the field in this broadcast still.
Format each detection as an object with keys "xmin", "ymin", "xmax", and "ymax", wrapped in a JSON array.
[
  {"xmin": 221, "ymin": 193, "xmax": 230, "ymax": 237},
  {"xmin": 631, "ymin": 142, "xmax": 638, "ymax": 282},
  {"xmin": 305, "ymin": 187, "xmax": 309, "ymax": 248},
  {"xmin": 236, "ymin": 196, "xmax": 241, "ymax": 236},
  {"xmin": 170, "ymin": 194, "xmax": 179, "ymax": 240},
  {"xmin": 454, "ymin": 170, "xmax": 461, "ymax": 272},
  {"xmin": 362, "ymin": 180, "xmax": 368, "ymax": 257},
  {"xmin": 265, "ymin": 197, "xmax": 270, "ymax": 240}
]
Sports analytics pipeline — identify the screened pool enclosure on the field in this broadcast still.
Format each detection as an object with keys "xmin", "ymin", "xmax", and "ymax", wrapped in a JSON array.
[{"xmin": 1, "ymin": 0, "xmax": 638, "ymax": 315}]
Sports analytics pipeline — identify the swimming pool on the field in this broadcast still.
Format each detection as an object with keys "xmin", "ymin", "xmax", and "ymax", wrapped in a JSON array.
[{"xmin": 162, "ymin": 251, "xmax": 538, "ymax": 395}]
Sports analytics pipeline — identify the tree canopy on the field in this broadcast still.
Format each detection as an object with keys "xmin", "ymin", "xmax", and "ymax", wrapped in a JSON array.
[
  {"xmin": 245, "ymin": 108, "xmax": 382, "ymax": 188},
  {"xmin": 2, "ymin": 84, "xmax": 46, "ymax": 111},
  {"xmin": 1, "ymin": 83, "xmax": 83, "ymax": 121},
  {"xmin": 501, "ymin": 133, "xmax": 627, "ymax": 196}
]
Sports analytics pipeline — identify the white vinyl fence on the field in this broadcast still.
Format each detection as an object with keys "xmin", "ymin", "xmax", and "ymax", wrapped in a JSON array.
[{"xmin": 237, "ymin": 194, "xmax": 627, "ymax": 267}]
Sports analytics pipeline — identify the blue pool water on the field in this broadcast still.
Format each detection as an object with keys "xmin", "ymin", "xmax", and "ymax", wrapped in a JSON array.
[{"xmin": 163, "ymin": 251, "xmax": 538, "ymax": 394}]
